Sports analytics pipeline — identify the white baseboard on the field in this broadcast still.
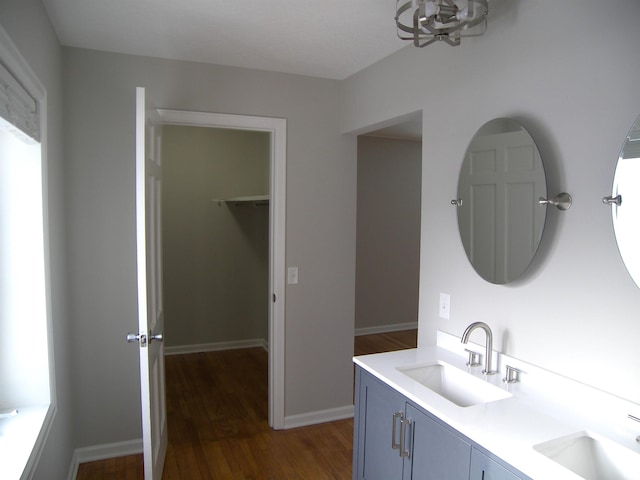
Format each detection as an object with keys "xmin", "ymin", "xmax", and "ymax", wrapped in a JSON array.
[
  {"xmin": 67, "ymin": 438, "xmax": 142, "ymax": 480},
  {"xmin": 164, "ymin": 338, "xmax": 268, "ymax": 356},
  {"xmin": 283, "ymin": 405, "xmax": 354, "ymax": 430},
  {"xmin": 354, "ymin": 322, "xmax": 418, "ymax": 337}
]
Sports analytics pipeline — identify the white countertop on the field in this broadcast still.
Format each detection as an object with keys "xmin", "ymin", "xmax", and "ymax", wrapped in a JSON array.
[{"xmin": 354, "ymin": 339, "xmax": 640, "ymax": 480}]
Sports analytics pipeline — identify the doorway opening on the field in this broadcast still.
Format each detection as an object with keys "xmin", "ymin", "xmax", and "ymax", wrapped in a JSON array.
[
  {"xmin": 162, "ymin": 126, "xmax": 270, "ymax": 354},
  {"xmin": 354, "ymin": 111, "xmax": 422, "ymax": 346},
  {"xmin": 157, "ymin": 109, "xmax": 286, "ymax": 429}
]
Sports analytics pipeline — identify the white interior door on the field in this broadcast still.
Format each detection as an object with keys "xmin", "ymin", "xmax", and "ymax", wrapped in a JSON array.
[{"xmin": 133, "ymin": 86, "xmax": 167, "ymax": 479}]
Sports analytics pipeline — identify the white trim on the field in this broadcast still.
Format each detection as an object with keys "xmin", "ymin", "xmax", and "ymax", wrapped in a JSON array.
[
  {"xmin": 20, "ymin": 405, "xmax": 55, "ymax": 480},
  {"xmin": 156, "ymin": 109, "xmax": 286, "ymax": 430},
  {"xmin": 156, "ymin": 110, "xmax": 279, "ymax": 131},
  {"xmin": 354, "ymin": 322, "xmax": 418, "ymax": 337},
  {"xmin": 67, "ymin": 439, "xmax": 143, "ymax": 480},
  {"xmin": 283, "ymin": 405, "xmax": 354, "ymax": 430},
  {"xmin": 164, "ymin": 338, "xmax": 268, "ymax": 356},
  {"xmin": 66, "ymin": 455, "xmax": 78, "ymax": 480}
]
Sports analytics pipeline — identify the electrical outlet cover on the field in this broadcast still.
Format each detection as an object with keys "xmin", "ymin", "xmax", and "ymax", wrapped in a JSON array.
[{"xmin": 439, "ymin": 293, "xmax": 450, "ymax": 320}]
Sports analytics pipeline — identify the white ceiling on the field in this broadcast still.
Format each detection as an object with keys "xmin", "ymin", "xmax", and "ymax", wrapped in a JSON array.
[{"xmin": 41, "ymin": 0, "xmax": 408, "ymax": 80}]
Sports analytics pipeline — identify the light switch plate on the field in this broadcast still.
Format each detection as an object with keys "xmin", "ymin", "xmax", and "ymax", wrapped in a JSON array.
[
  {"xmin": 287, "ymin": 266, "xmax": 299, "ymax": 285},
  {"xmin": 439, "ymin": 293, "xmax": 450, "ymax": 320}
]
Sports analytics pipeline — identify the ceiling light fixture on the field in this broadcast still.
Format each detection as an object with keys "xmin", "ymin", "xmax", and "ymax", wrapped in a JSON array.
[{"xmin": 395, "ymin": 0, "xmax": 488, "ymax": 47}]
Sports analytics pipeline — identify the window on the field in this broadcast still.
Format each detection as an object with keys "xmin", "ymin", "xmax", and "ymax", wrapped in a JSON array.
[{"xmin": 0, "ymin": 26, "xmax": 55, "ymax": 479}]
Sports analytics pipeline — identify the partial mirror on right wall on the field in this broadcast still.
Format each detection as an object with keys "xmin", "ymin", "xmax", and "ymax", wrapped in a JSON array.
[{"xmin": 607, "ymin": 115, "xmax": 640, "ymax": 288}]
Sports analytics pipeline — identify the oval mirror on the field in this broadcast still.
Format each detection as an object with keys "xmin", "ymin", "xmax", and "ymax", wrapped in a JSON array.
[
  {"xmin": 610, "ymin": 115, "xmax": 640, "ymax": 289},
  {"xmin": 456, "ymin": 118, "xmax": 547, "ymax": 284}
]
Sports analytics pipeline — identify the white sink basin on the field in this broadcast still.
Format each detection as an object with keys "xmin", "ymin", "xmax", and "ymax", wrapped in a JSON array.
[
  {"xmin": 397, "ymin": 361, "xmax": 511, "ymax": 407},
  {"xmin": 534, "ymin": 431, "xmax": 640, "ymax": 480}
]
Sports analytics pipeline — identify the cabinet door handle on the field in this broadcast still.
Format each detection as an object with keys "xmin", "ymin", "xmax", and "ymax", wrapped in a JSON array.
[
  {"xmin": 392, "ymin": 412, "xmax": 403, "ymax": 450},
  {"xmin": 400, "ymin": 418, "xmax": 412, "ymax": 458}
]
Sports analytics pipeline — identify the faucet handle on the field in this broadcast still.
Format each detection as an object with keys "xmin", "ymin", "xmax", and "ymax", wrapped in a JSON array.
[
  {"xmin": 464, "ymin": 349, "xmax": 481, "ymax": 367},
  {"xmin": 503, "ymin": 365, "xmax": 523, "ymax": 384},
  {"xmin": 629, "ymin": 415, "xmax": 640, "ymax": 444}
]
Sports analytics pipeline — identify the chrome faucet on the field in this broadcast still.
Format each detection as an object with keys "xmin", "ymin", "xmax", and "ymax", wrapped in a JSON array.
[{"xmin": 461, "ymin": 322, "xmax": 496, "ymax": 375}]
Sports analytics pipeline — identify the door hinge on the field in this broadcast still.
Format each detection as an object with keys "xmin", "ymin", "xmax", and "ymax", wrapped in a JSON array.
[{"xmin": 273, "ymin": 293, "xmax": 276, "ymax": 303}]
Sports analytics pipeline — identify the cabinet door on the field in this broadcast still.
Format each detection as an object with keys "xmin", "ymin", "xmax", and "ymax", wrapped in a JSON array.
[
  {"xmin": 470, "ymin": 448, "xmax": 524, "ymax": 480},
  {"xmin": 355, "ymin": 370, "xmax": 407, "ymax": 480},
  {"xmin": 407, "ymin": 404, "xmax": 471, "ymax": 480}
]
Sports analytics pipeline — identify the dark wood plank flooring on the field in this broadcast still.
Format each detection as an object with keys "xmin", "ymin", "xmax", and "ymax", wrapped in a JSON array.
[
  {"xmin": 353, "ymin": 329, "xmax": 417, "ymax": 357},
  {"xmin": 76, "ymin": 329, "xmax": 417, "ymax": 479}
]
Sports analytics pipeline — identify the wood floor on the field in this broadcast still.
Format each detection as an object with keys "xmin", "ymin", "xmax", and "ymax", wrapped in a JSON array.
[
  {"xmin": 76, "ymin": 329, "xmax": 417, "ymax": 479},
  {"xmin": 353, "ymin": 328, "xmax": 417, "ymax": 357}
]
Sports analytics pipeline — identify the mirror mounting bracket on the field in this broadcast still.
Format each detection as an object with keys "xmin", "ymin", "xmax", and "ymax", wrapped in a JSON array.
[
  {"xmin": 602, "ymin": 194, "xmax": 622, "ymax": 206},
  {"xmin": 538, "ymin": 192, "xmax": 572, "ymax": 210}
]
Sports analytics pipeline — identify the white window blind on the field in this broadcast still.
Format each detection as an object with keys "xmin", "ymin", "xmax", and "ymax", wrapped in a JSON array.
[{"xmin": 0, "ymin": 60, "xmax": 39, "ymax": 143}]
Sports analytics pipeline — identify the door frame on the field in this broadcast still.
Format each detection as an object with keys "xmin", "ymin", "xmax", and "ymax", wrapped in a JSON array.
[{"xmin": 156, "ymin": 109, "xmax": 286, "ymax": 429}]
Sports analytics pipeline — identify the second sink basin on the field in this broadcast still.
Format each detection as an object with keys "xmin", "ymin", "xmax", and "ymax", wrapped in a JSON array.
[
  {"xmin": 534, "ymin": 431, "xmax": 640, "ymax": 480},
  {"xmin": 397, "ymin": 361, "xmax": 511, "ymax": 407}
]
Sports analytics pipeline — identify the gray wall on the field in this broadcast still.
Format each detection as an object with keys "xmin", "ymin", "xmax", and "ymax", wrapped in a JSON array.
[
  {"xmin": 0, "ymin": 1, "xmax": 74, "ymax": 479},
  {"xmin": 342, "ymin": 0, "xmax": 640, "ymax": 403},
  {"xmin": 355, "ymin": 136, "xmax": 421, "ymax": 331},
  {"xmin": 64, "ymin": 47, "xmax": 356, "ymax": 447},
  {"xmin": 162, "ymin": 126, "xmax": 269, "ymax": 348}
]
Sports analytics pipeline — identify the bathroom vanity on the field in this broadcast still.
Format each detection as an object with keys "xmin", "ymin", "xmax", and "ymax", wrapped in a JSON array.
[
  {"xmin": 352, "ymin": 332, "xmax": 640, "ymax": 480},
  {"xmin": 354, "ymin": 366, "xmax": 526, "ymax": 479}
]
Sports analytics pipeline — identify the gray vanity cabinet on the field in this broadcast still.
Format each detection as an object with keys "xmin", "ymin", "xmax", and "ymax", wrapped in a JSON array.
[
  {"xmin": 354, "ymin": 367, "xmax": 471, "ymax": 480},
  {"xmin": 469, "ymin": 448, "xmax": 523, "ymax": 480},
  {"xmin": 407, "ymin": 403, "xmax": 472, "ymax": 479},
  {"xmin": 354, "ymin": 366, "xmax": 530, "ymax": 480},
  {"xmin": 354, "ymin": 367, "xmax": 407, "ymax": 479}
]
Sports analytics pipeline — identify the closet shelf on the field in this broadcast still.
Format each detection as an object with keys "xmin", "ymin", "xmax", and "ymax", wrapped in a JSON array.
[{"xmin": 214, "ymin": 195, "xmax": 270, "ymax": 207}]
